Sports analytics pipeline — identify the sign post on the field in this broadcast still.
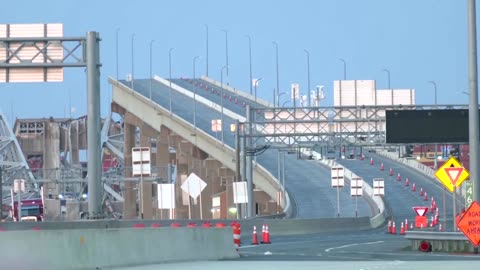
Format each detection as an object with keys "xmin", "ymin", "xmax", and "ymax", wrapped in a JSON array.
[
  {"xmin": 466, "ymin": 181, "xmax": 474, "ymax": 209},
  {"xmin": 435, "ymin": 156, "xmax": 470, "ymax": 231},
  {"xmin": 13, "ymin": 179, "xmax": 25, "ymax": 222},
  {"xmin": 132, "ymin": 147, "xmax": 151, "ymax": 220},
  {"xmin": 181, "ymin": 173, "xmax": 207, "ymax": 219},
  {"xmin": 413, "ymin": 206, "xmax": 429, "ymax": 228},
  {"xmin": 331, "ymin": 166, "xmax": 344, "ymax": 217},
  {"xmin": 373, "ymin": 178, "xmax": 385, "ymax": 196},
  {"xmin": 350, "ymin": 177, "xmax": 363, "ymax": 217}
]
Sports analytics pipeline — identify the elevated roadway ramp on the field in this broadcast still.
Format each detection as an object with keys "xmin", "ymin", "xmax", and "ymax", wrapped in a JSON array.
[
  {"xmin": 110, "ymin": 78, "xmax": 287, "ymax": 216},
  {"xmin": 112, "ymin": 77, "xmax": 371, "ymax": 218}
]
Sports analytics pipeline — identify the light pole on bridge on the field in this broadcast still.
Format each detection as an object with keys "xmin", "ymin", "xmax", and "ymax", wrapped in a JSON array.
[
  {"xmin": 220, "ymin": 65, "xmax": 229, "ymax": 146},
  {"xmin": 193, "ymin": 56, "xmax": 200, "ymax": 128},
  {"xmin": 168, "ymin": 47, "xmax": 175, "ymax": 113}
]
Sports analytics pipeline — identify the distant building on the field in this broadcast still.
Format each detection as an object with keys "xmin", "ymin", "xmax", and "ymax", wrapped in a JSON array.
[{"xmin": 333, "ymin": 80, "xmax": 415, "ymax": 107}]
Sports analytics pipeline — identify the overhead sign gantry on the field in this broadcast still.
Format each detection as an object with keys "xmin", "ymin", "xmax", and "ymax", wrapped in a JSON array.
[{"xmin": 0, "ymin": 23, "xmax": 103, "ymax": 219}]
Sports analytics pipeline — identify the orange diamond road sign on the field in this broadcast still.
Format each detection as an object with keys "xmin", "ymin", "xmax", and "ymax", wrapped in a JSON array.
[
  {"xmin": 434, "ymin": 156, "xmax": 469, "ymax": 192},
  {"xmin": 457, "ymin": 201, "xmax": 480, "ymax": 247}
]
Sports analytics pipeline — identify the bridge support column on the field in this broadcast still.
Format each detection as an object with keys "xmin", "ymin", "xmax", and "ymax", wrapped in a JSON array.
[
  {"xmin": 70, "ymin": 120, "xmax": 80, "ymax": 165},
  {"xmin": 139, "ymin": 124, "xmax": 156, "ymax": 220},
  {"xmin": 154, "ymin": 127, "xmax": 171, "ymax": 219},
  {"xmin": 43, "ymin": 121, "xmax": 61, "ymax": 220},
  {"xmin": 123, "ymin": 120, "xmax": 136, "ymax": 219}
]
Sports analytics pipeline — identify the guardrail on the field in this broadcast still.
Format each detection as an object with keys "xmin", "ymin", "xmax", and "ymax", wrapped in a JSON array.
[{"xmin": 405, "ymin": 231, "xmax": 476, "ymax": 252}]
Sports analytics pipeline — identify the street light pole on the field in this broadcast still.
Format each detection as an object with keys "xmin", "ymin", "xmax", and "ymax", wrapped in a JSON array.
[
  {"xmin": 169, "ymin": 48, "xmax": 175, "ymax": 113},
  {"xmin": 115, "ymin": 28, "xmax": 119, "ymax": 80},
  {"xmin": 429, "ymin": 80, "xmax": 442, "ymax": 227},
  {"xmin": 273, "ymin": 42, "xmax": 279, "ymax": 107},
  {"xmin": 149, "ymin": 40, "xmax": 155, "ymax": 101},
  {"xmin": 277, "ymin": 92, "xmax": 286, "ymax": 106},
  {"xmin": 428, "ymin": 81, "xmax": 438, "ymax": 105},
  {"xmin": 304, "ymin": 49, "xmax": 311, "ymax": 107},
  {"xmin": 220, "ymin": 65, "xmax": 229, "ymax": 146},
  {"xmin": 131, "ymin": 34, "xmax": 135, "ymax": 90},
  {"xmin": 468, "ymin": 0, "xmax": 480, "ymax": 237},
  {"xmin": 205, "ymin": 24, "xmax": 209, "ymax": 77},
  {"xmin": 193, "ymin": 56, "xmax": 200, "ymax": 128},
  {"xmin": 245, "ymin": 35, "xmax": 253, "ymax": 96},
  {"xmin": 254, "ymin": 78, "xmax": 263, "ymax": 104},
  {"xmin": 221, "ymin": 29, "xmax": 229, "ymax": 77},
  {"xmin": 339, "ymin": 58, "xmax": 347, "ymax": 80}
]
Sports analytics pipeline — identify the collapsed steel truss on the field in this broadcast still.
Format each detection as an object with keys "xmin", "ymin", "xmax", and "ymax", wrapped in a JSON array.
[{"xmin": 0, "ymin": 112, "xmax": 34, "ymax": 185}]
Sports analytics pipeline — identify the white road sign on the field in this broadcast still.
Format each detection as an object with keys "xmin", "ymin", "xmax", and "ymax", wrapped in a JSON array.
[
  {"xmin": 157, "ymin": 183, "xmax": 175, "ymax": 209},
  {"xmin": 331, "ymin": 166, "xmax": 345, "ymax": 187},
  {"xmin": 233, "ymin": 182, "xmax": 248, "ymax": 204},
  {"xmin": 132, "ymin": 147, "xmax": 151, "ymax": 177},
  {"xmin": 373, "ymin": 178, "xmax": 385, "ymax": 196},
  {"xmin": 181, "ymin": 173, "xmax": 207, "ymax": 199},
  {"xmin": 350, "ymin": 177, "xmax": 363, "ymax": 197}
]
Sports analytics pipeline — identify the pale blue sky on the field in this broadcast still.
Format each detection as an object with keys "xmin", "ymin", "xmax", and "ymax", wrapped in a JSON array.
[{"xmin": 0, "ymin": 0, "xmax": 473, "ymax": 124}]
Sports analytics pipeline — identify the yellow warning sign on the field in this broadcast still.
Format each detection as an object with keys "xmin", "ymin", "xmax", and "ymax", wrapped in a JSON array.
[{"xmin": 435, "ymin": 156, "xmax": 470, "ymax": 192}]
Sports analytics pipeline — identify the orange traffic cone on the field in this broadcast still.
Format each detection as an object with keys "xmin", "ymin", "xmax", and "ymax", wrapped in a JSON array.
[
  {"xmin": 439, "ymin": 224, "xmax": 443, "ymax": 231},
  {"xmin": 424, "ymin": 192, "xmax": 428, "ymax": 201},
  {"xmin": 405, "ymin": 218, "xmax": 408, "ymax": 231},
  {"xmin": 397, "ymin": 173, "xmax": 401, "ymax": 181},
  {"xmin": 370, "ymin": 158, "xmax": 374, "ymax": 165},
  {"xmin": 412, "ymin": 183, "xmax": 416, "ymax": 192},
  {"xmin": 380, "ymin": 163, "xmax": 384, "ymax": 171},
  {"xmin": 262, "ymin": 225, "xmax": 271, "ymax": 244},
  {"xmin": 387, "ymin": 220, "xmax": 392, "ymax": 234},
  {"xmin": 400, "ymin": 222, "xmax": 405, "ymax": 235},
  {"xmin": 405, "ymin": 178, "xmax": 409, "ymax": 187},
  {"xmin": 392, "ymin": 222, "xmax": 397, "ymax": 234},
  {"xmin": 420, "ymin": 187, "xmax": 424, "ymax": 196},
  {"xmin": 389, "ymin": 168, "xmax": 393, "ymax": 176},
  {"xmin": 251, "ymin": 226, "xmax": 259, "ymax": 245},
  {"xmin": 261, "ymin": 224, "xmax": 266, "ymax": 242},
  {"xmin": 410, "ymin": 223, "xmax": 414, "ymax": 230}
]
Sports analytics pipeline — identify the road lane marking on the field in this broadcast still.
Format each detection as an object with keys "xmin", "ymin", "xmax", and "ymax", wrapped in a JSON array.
[
  {"xmin": 325, "ymin": 241, "xmax": 384, "ymax": 252},
  {"xmin": 336, "ymin": 250, "xmax": 480, "ymax": 259}
]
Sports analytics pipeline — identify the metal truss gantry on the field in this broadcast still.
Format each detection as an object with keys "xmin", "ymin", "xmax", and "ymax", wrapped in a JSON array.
[{"xmin": 248, "ymin": 104, "xmax": 470, "ymax": 148}]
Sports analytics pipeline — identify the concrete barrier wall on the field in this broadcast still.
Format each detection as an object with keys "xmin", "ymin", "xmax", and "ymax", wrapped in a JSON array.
[
  {"xmin": 200, "ymin": 76, "xmax": 273, "ymax": 108},
  {"xmin": 0, "ymin": 227, "xmax": 238, "ymax": 270},
  {"xmin": 0, "ymin": 216, "xmax": 375, "ymax": 235}
]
